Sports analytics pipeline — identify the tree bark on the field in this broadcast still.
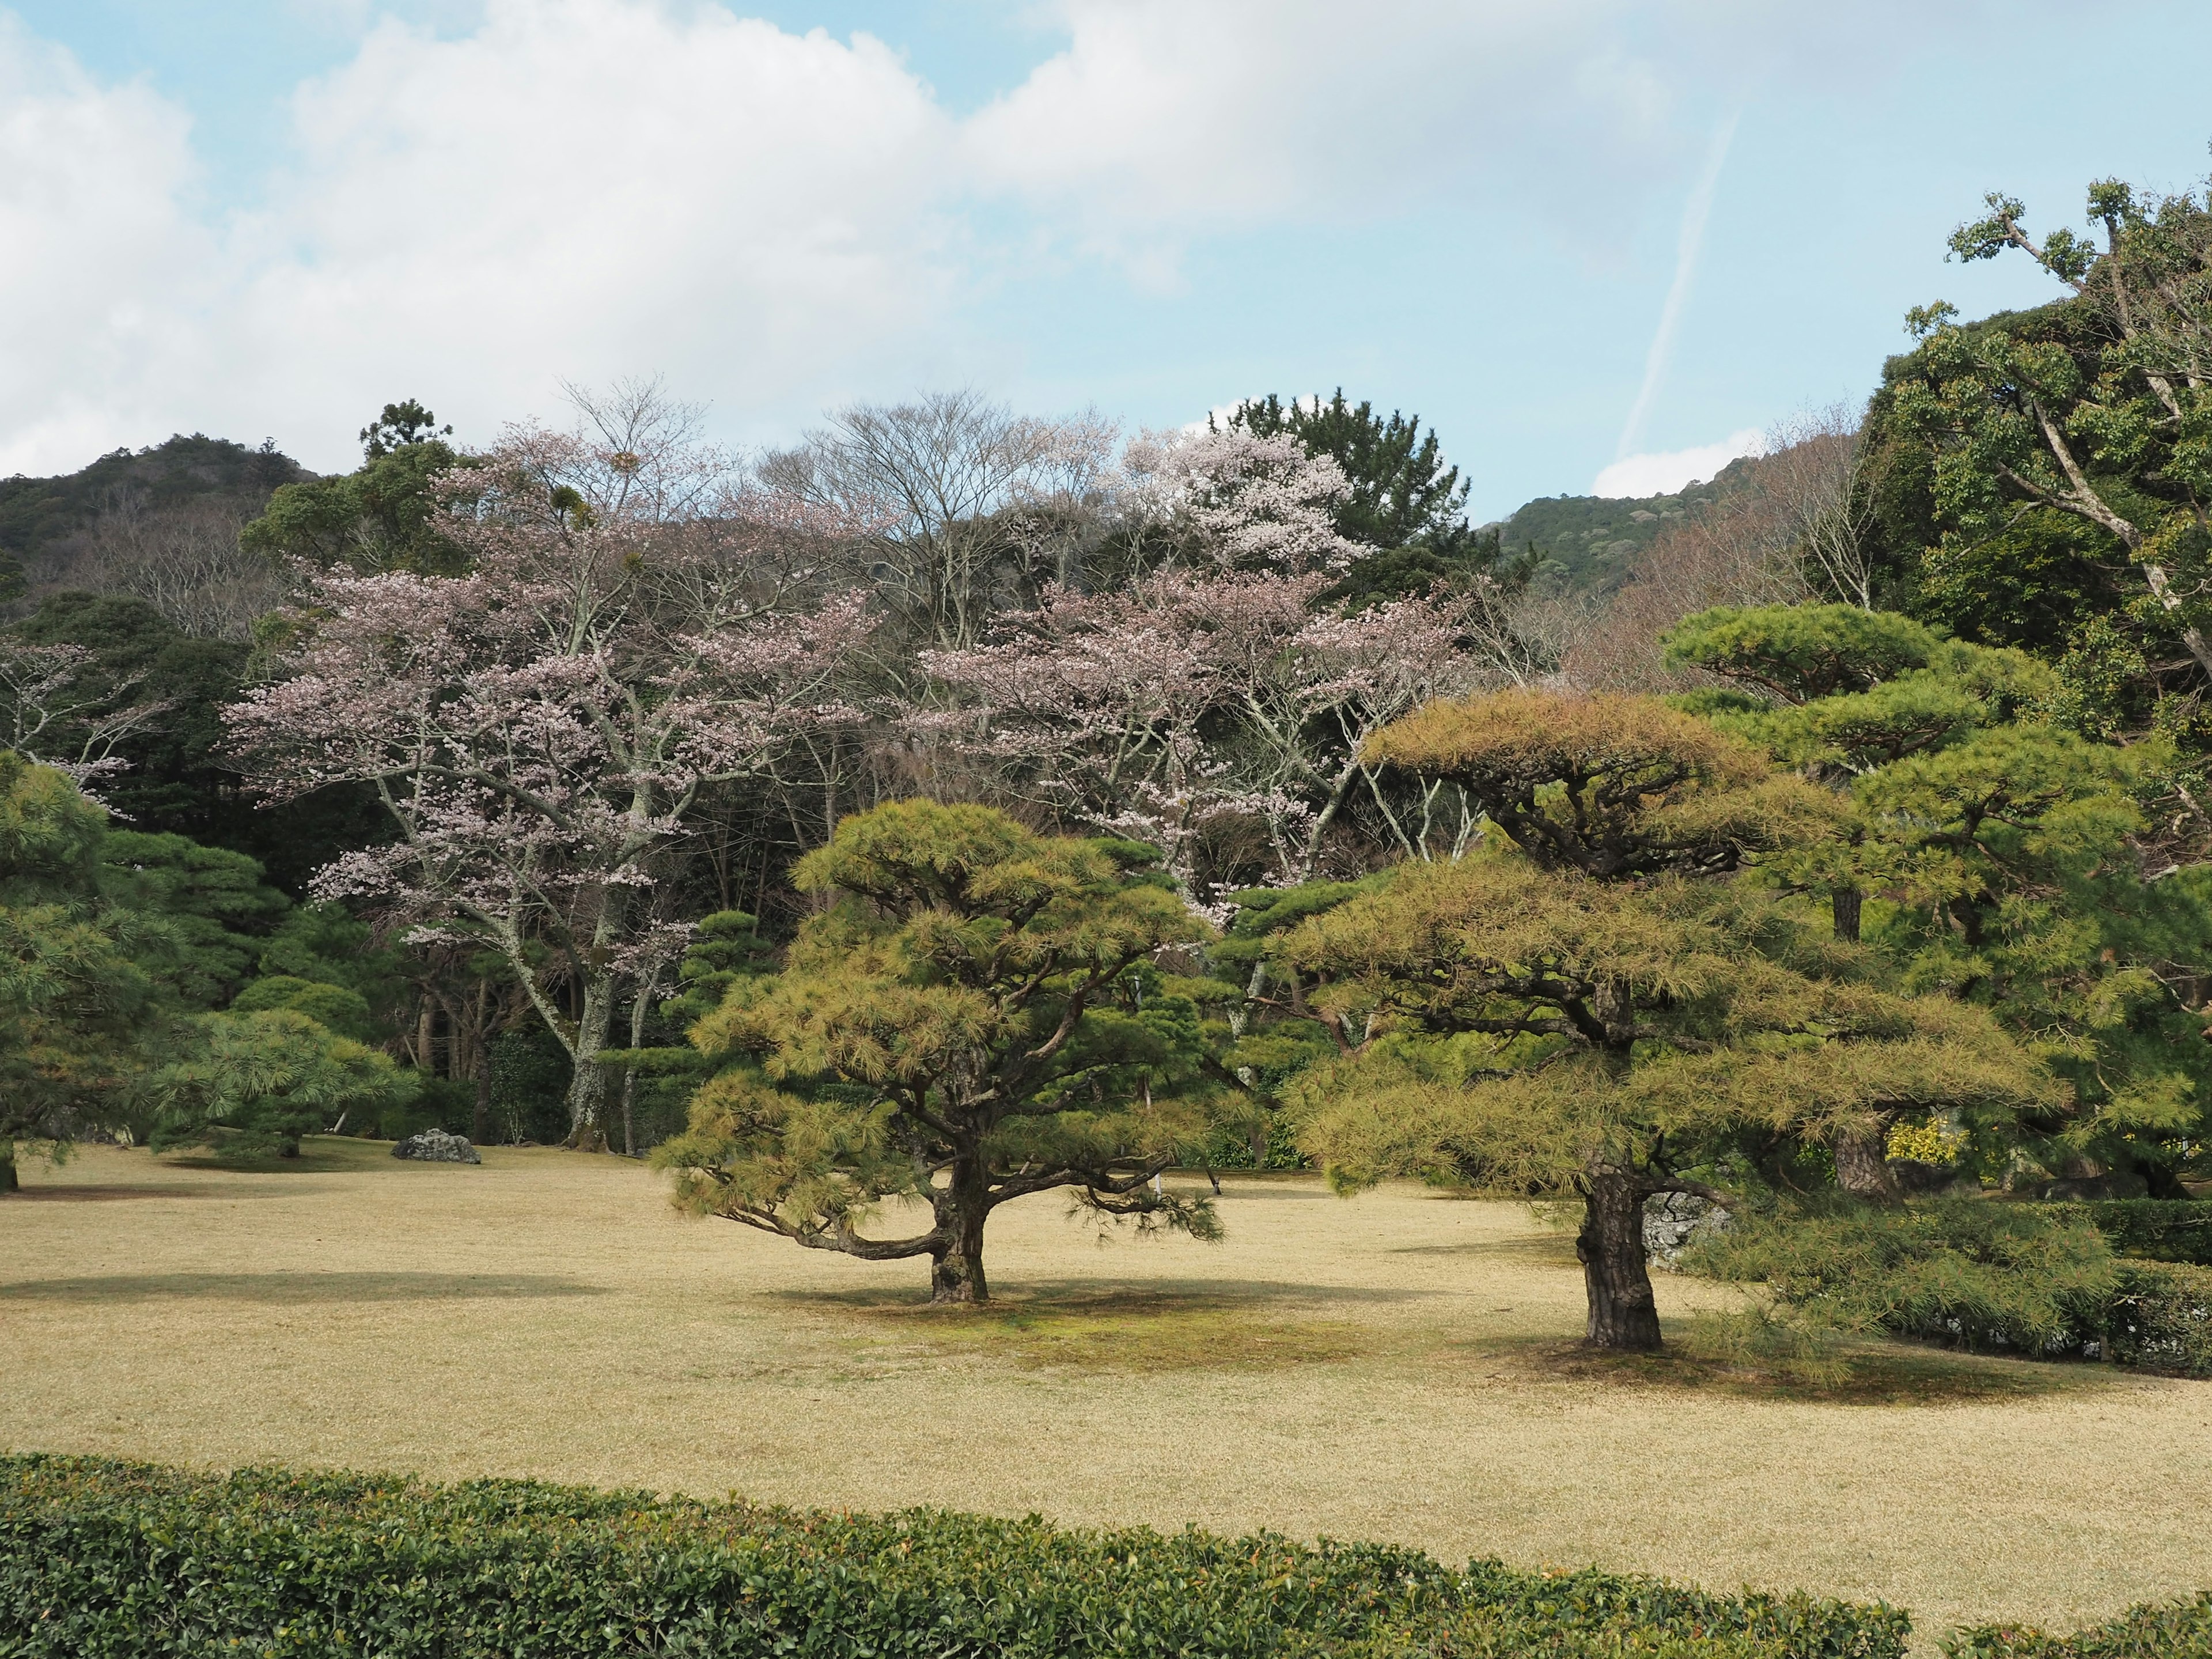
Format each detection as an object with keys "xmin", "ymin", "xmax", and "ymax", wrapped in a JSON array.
[
  {"xmin": 1832, "ymin": 886, "xmax": 1862, "ymax": 942},
  {"xmin": 930, "ymin": 1157, "xmax": 991, "ymax": 1304},
  {"xmin": 1577, "ymin": 1170, "xmax": 1661, "ymax": 1350},
  {"xmin": 472, "ymin": 1040, "xmax": 494, "ymax": 1145},
  {"xmin": 0, "ymin": 1139, "xmax": 17, "ymax": 1195},
  {"xmin": 565, "ymin": 972, "xmax": 615, "ymax": 1149},
  {"xmin": 1834, "ymin": 1124, "xmax": 1900, "ymax": 1200}
]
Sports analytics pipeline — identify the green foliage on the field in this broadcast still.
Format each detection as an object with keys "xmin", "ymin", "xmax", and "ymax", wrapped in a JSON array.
[
  {"xmin": 146, "ymin": 1008, "xmax": 417, "ymax": 1157},
  {"xmin": 0, "ymin": 1455, "xmax": 1914, "ymax": 1659},
  {"xmin": 1684, "ymin": 1200, "xmax": 2119, "ymax": 1353},
  {"xmin": 1228, "ymin": 391, "xmax": 1470, "ymax": 544},
  {"xmin": 240, "ymin": 402, "xmax": 471, "ymax": 575},
  {"xmin": 97, "ymin": 829, "xmax": 287, "ymax": 1008},
  {"xmin": 657, "ymin": 801, "xmax": 1222, "ymax": 1299},
  {"xmin": 2100, "ymin": 1259, "xmax": 2212, "ymax": 1377},
  {"xmin": 2046, "ymin": 1199, "xmax": 2212, "ymax": 1264},
  {"xmin": 1495, "ymin": 461, "xmax": 1759, "ymax": 594},
  {"xmin": 1663, "ymin": 605, "xmax": 1944, "ymax": 704},
  {"xmin": 229, "ymin": 975, "xmax": 377, "ymax": 1041},
  {"xmin": 1944, "ymin": 1593, "xmax": 2212, "ymax": 1659},
  {"xmin": 0, "ymin": 753, "xmax": 158, "ymax": 1152}
]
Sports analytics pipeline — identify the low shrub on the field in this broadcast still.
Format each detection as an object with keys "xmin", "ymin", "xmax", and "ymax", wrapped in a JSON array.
[
  {"xmin": 1681, "ymin": 1202, "xmax": 2212, "ymax": 1378},
  {"xmin": 2101, "ymin": 1260, "xmax": 2212, "ymax": 1378},
  {"xmin": 1680, "ymin": 1200, "xmax": 2118, "ymax": 1354},
  {"xmin": 2045, "ymin": 1199, "xmax": 2212, "ymax": 1267},
  {"xmin": 0, "ymin": 1455, "xmax": 1908, "ymax": 1658},
  {"xmin": 1943, "ymin": 1591, "xmax": 2212, "ymax": 1657}
]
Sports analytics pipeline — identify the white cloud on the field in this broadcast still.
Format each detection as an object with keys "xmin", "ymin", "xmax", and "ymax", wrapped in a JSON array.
[
  {"xmin": 1591, "ymin": 427, "xmax": 1763, "ymax": 498},
  {"xmin": 0, "ymin": 1, "xmax": 959, "ymax": 474},
  {"xmin": 0, "ymin": 18, "xmax": 220, "ymax": 474},
  {"xmin": 0, "ymin": 0, "xmax": 2063, "ymax": 477}
]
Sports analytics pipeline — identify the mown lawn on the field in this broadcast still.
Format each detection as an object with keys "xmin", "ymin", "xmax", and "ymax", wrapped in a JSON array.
[{"xmin": 3, "ymin": 1139, "xmax": 2206, "ymax": 1643}]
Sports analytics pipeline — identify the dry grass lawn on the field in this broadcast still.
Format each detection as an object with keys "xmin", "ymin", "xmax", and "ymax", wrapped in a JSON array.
[{"xmin": 4, "ymin": 1139, "xmax": 2209, "ymax": 1647}]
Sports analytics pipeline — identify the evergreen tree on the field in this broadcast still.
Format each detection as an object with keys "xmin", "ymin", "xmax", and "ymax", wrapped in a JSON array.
[
  {"xmin": 655, "ymin": 801, "xmax": 1222, "ymax": 1302},
  {"xmin": 1226, "ymin": 390, "xmax": 1498, "ymax": 602},
  {"xmin": 0, "ymin": 752, "xmax": 157, "ymax": 1191},
  {"xmin": 1668, "ymin": 602, "xmax": 2212, "ymax": 1199},
  {"xmin": 240, "ymin": 400, "xmax": 471, "ymax": 575},
  {"xmin": 1277, "ymin": 691, "xmax": 2050, "ymax": 1350}
]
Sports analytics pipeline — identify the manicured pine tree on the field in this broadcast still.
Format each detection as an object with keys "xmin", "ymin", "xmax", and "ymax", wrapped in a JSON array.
[
  {"xmin": 1276, "ymin": 690, "xmax": 2051, "ymax": 1350},
  {"xmin": 655, "ymin": 800, "xmax": 1223, "ymax": 1303}
]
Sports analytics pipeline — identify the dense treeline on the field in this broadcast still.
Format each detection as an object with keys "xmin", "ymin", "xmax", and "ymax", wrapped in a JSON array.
[{"xmin": 9, "ymin": 164, "xmax": 2212, "ymax": 1353}]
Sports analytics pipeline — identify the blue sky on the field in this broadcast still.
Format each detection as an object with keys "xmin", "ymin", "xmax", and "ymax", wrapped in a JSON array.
[{"xmin": 5, "ymin": 1, "xmax": 2209, "ymax": 518}]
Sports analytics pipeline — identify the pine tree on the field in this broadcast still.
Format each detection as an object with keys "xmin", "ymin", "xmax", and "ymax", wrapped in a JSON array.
[
  {"xmin": 1276, "ymin": 691, "xmax": 2051, "ymax": 1350},
  {"xmin": 654, "ymin": 801, "xmax": 1222, "ymax": 1302}
]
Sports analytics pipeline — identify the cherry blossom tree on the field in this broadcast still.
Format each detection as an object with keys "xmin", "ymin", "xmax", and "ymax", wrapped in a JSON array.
[
  {"xmin": 228, "ymin": 412, "xmax": 875, "ymax": 1145},
  {"xmin": 923, "ymin": 570, "xmax": 1486, "ymax": 908}
]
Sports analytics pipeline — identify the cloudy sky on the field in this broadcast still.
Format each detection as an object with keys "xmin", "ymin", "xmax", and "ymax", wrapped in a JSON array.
[{"xmin": 6, "ymin": 0, "xmax": 2209, "ymax": 517}]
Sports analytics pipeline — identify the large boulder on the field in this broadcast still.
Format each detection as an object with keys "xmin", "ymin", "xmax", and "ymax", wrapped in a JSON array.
[
  {"xmin": 392, "ymin": 1128, "xmax": 482, "ymax": 1165},
  {"xmin": 1644, "ymin": 1191, "xmax": 1729, "ymax": 1268}
]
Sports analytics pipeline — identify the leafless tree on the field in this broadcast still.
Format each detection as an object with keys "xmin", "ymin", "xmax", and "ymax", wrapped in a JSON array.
[
  {"xmin": 0, "ymin": 645, "xmax": 169, "ymax": 792},
  {"xmin": 1762, "ymin": 403, "xmax": 1881, "ymax": 609},
  {"xmin": 756, "ymin": 390, "xmax": 1120, "ymax": 650},
  {"xmin": 52, "ymin": 488, "xmax": 288, "ymax": 642},
  {"xmin": 1564, "ymin": 446, "xmax": 1816, "ymax": 692}
]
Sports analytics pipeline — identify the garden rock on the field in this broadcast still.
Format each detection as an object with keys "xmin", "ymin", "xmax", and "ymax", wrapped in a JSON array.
[
  {"xmin": 1643, "ymin": 1192, "xmax": 1729, "ymax": 1268},
  {"xmin": 393, "ymin": 1128, "xmax": 481, "ymax": 1164}
]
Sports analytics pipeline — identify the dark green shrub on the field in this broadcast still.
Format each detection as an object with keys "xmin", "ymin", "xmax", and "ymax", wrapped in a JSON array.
[
  {"xmin": 1942, "ymin": 1592, "xmax": 2212, "ymax": 1657},
  {"xmin": 2101, "ymin": 1260, "xmax": 2212, "ymax": 1378},
  {"xmin": 0, "ymin": 1456, "xmax": 1909, "ymax": 1658},
  {"xmin": 1681, "ymin": 1200, "xmax": 2118, "ymax": 1354},
  {"xmin": 2046, "ymin": 1200, "xmax": 2212, "ymax": 1266},
  {"xmin": 1682, "ymin": 1202, "xmax": 2212, "ymax": 1378}
]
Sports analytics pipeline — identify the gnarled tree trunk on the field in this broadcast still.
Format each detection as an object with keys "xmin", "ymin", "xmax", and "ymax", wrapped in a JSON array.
[
  {"xmin": 930, "ymin": 1156, "xmax": 991, "ymax": 1304},
  {"xmin": 1578, "ymin": 1169, "xmax": 1661, "ymax": 1350},
  {"xmin": 1834, "ymin": 1125, "xmax": 1899, "ymax": 1200}
]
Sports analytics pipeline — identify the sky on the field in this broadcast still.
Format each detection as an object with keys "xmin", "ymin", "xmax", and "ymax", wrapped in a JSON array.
[{"xmin": 4, "ymin": 1, "xmax": 2210, "ymax": 520}]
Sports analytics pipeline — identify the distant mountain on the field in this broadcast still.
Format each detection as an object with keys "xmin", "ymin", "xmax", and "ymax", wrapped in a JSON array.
[
  {"xmin": 0, "ymin": 434, "xmax": 314, "ymax": 601},
  {"xmin": 1491, "ymin": 454, "xmax": 1763, "ymax": 593}
]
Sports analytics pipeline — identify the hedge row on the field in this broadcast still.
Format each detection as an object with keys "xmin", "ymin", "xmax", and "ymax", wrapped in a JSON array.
[
  {"xmin": 1944, "ymin": 1592, "xmax": 2212, "ymax": 1657},
  {"xmin": 2047, "ymin": 1200, "xmax": 2212, "ymax": 1267},
  {"xmin": 0, "ymin": 1456, "xmax": 1907, "ymax": 1658},
  {"xmin": 2098, "ymin": 1260, "xmax": 2212, "ymax": 1377}
]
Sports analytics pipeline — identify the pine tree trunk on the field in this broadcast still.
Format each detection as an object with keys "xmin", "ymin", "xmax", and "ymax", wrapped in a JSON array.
[
  {"xmin": 1834, "ymin": 1125, "xmax": 1900, "ymax": 1200},
  {"xmin": 930, "ymin": 1159, "xmax": 991, "ymax": 1304},
  {"xmin": 1578, "ymin": 1171, "xmax": 1661, "ymax": 1350},
  {"xmin": 1832, "ymin": 886, "xmax": 1862, "ymax": 942},
  {"xmin": 0, "ymin": 1138, "xmax": 17, "ymax": 1195}
]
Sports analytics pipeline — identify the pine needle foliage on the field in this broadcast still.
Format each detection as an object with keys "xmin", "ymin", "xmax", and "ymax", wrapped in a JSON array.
[{"xmin": 656, "ymin": 800, "xmax": 1224, "ymax": 1302}]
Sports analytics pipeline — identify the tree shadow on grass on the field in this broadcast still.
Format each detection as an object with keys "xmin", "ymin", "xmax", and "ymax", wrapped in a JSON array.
[
  {"xmin": 1390, "ymin": 1235, "xmax": 1582, "ymax": 1264},
  {"xmin": 785, "ymin": 1283, "xmax": 1401, "ymax": 1373},
  {"xmin": 0, "ymin": 1271, "xmax": 607, "ymax": 1305},
  {"xmin": 1465, "ymin": 1331, "xmax": 2107, "ymax": 1406}
]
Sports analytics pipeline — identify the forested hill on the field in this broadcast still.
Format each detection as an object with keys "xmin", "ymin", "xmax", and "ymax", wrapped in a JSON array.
[
  {"xmin": 1492, "ymin": 453, "xmax": 1762, "ymax": 593},
  {"xmin": 0, "ymin": 434, "xmax": 312, "ymax": 601}
]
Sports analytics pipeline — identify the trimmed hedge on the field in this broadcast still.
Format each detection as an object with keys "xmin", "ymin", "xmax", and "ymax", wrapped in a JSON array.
[
  {"xmin": 0, "ymin": 1456, "xmax": 1908, "ymax": 1658},
  {"xmin": 2047, "ymin": 1200, "xmax": 2212, "ymax": 1267},
  {"xmin": 1944, "ymin": 1592, "xmax": 2212, "ymax": 1657},
  {"xmin": 2099, "ymin": 1260, "xmax": 2212, "ymax": 1378}
]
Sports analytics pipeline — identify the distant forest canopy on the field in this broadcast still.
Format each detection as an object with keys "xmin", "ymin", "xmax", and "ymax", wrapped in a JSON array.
[{"xmin": 1495, "ymin": 456, "xmax": 1762, "ymax": 594}]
